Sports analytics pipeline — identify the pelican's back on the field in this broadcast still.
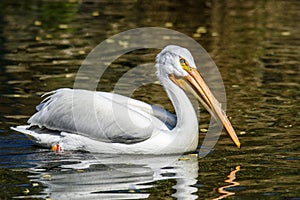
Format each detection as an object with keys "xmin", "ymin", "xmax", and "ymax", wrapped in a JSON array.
[{"xmin": 28, "ymin": 89, "xmax": 175, "ymax": 144}]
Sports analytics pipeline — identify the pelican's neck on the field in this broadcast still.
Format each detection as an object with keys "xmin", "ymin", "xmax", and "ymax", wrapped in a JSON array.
[{"xmin": 160, "ymin": 76, "xmax": 198, "ymax": 134}]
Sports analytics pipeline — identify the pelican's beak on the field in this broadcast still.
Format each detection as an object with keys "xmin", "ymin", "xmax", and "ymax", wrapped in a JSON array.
[{"xmin": 170, "ymin": 68, "xmax": 241, "ymax": 148}]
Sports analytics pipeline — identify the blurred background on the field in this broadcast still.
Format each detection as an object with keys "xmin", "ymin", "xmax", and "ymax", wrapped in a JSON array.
[{"xmin": 0, "ymin": 0, "xmax": 299, "ymax": 199}]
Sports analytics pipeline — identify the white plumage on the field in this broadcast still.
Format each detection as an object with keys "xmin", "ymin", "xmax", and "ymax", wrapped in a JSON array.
[{"xmin": 12, "ymin": 45, "xmax": 240, "ymax": 154}]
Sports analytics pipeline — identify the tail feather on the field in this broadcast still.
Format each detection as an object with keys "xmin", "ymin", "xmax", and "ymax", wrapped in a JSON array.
[{"xmin": 11, "ymin": 125, "xmax": 61, "ymax": 148}]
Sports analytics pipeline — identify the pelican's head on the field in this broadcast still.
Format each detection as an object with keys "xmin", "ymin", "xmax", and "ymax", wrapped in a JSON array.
[
  {"xmin": 156, "ymin": 45, "xmax": 197, "ymax": 78},
  {"xmin": 156, "ymin": 45, "xmax": 241, "ymax": 148}
]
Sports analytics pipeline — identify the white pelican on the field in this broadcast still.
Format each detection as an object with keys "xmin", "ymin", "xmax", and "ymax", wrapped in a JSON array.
[{"xmin": 12, "ymin": 45, "xmax": 240, "ymax": 154}]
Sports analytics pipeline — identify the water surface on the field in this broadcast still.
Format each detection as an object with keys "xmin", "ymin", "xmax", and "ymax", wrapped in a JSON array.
[{"xmin": 0, "ymin": 0, "xmax": 299, "ymax": 199}]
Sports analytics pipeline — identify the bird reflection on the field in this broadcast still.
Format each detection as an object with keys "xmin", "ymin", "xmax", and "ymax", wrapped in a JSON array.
[{"xmin": 23, "ymin": 153, "xmax": 199, "ymax": 200}]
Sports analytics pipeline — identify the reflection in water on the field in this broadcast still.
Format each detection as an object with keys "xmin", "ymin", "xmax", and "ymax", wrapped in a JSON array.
[
  {"xmin": 214, "ymin": 166, "xmax": 241, "ymax": 200},
  {"xmin": 18, "ymin": 153, "xmax": 198, "ymax": 199}
]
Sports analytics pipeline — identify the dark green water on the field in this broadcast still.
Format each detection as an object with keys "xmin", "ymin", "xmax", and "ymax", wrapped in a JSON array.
[{"xmin": 0, "ymin": 0, "xmax": 299, "ymax": 199}]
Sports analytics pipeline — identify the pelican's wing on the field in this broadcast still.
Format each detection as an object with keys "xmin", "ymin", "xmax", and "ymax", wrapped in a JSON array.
[
  {"xmin": 98, "ymin": 92, "xmax": 177, "ymax": 130},
  {"xmin": 28, "ymin": 88, "xmax": 176, "ymax": 144},
  {"xmin": 149, "ymin": 104, "xmax": 176, "ymax": 130}
]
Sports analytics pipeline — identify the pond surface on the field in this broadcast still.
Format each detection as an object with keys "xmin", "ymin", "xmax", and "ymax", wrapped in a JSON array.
[{"xmin": 0, "ymin": 0, "xmax": 299, "ymax": 199}]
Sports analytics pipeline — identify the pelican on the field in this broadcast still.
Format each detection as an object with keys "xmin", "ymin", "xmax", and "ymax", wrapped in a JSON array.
[{"xmin": 12, "ymin": 45, "xmax": 240, "ymax": 154}]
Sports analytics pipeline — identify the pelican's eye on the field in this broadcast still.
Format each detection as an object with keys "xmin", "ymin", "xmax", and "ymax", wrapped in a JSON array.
[
  {"xmin": 179, "ymin": 57, "xmax": 191, "ymax": 72},
  {"xmin": 179, "ymin": 57, "xmax": 186, "ymax": 65}
]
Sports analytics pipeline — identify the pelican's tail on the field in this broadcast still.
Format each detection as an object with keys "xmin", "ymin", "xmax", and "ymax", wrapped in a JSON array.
[{"xmin": 11, "ymin": 125, "xmax": 61, "ymax": 148}]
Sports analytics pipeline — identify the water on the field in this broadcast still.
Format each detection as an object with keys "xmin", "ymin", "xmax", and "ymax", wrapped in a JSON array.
[{"xmin": 0, "ymin": 0, "xmax": 299, "ymax": 199}]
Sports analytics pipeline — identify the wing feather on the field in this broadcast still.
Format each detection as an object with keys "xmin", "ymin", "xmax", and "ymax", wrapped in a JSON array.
[{"xmin": 28, "ymin": 89, "xmax": 176, "ymax": 143}]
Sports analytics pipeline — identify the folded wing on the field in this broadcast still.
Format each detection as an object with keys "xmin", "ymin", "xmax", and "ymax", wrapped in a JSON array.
[{"xmin": 28, "ymin": 89, "xmax": 176, "ymax": 144}]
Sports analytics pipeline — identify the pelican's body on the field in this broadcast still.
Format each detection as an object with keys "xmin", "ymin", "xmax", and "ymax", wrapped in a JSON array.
[{"xmin": 12, "ymin": 45, "xmax": 240, "ymax": 154}]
